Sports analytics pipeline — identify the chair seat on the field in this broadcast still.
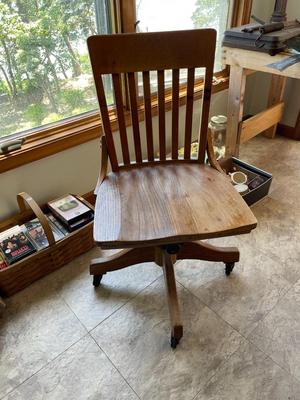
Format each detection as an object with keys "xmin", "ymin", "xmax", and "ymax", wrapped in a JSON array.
[{"xmin": 94, "ymin": 162, "xmax": 257, "ymax": 249}]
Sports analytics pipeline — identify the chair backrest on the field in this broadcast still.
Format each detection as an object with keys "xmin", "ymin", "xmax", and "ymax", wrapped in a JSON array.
[{"xmin": 87, "ymin": 29, "xmax": 216, "ymax": 172}]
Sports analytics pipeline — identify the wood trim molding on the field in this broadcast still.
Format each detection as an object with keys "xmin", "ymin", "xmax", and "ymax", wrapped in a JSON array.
[
  {"xmin": 231, "ymin": 0, "xmax": 253, "ymax": 27},
  {"xmin": 0, "ymin": 76, "xmax": 229, "ymax": 174},
  {"xmin": 277, "ymin": 111, "xmax": 300, "ymax": 140},
  {"xmin": 119, "ymin": 0, "xmax": 136, "ymax": 33},
  {"xmin": 0, "ymin": 112, "xmax": 103, "ymax": 174}
]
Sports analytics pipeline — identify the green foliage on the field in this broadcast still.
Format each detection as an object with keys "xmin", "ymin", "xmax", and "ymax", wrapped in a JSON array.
[
  {"xmin": 0, "ymin": 0, "xmax": 102, "ymax": 136},
  {"xmin": 192, "ymin": 0, "xmax": 228, "ymax": 30},
  {"xmin": 59, "ymin": 88, "xmax": 86, "ymax": 110},
  {"xmin": 79, "ymin": 54, "xmax": 92, "ymax": 74},
  {"xmin": 25, "ymin": 104, "xmax": 46, "ymax": 125},
  {"xmin": 42, "ymin": 112, "xmax": 61, "ymax": 125},
  {"xmin": 0, "ymin": 79, "xmax": 9, "ymax": 95}
]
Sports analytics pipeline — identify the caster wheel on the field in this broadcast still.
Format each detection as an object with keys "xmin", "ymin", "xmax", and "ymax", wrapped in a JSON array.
[
  {"xmin": 225, "ymin": 262, "xmax": 235, "ymax": 276},
  {"xmin": 93, "ymin": 274, "xmax": 103, "ymax": 287},
  {"xmin": 170, "ymin": 336, "xmax": 180, "ymax": 349}
]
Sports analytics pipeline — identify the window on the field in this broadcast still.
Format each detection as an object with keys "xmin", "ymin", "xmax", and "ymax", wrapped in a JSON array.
[
  {"xmin": 136, "ymin": 0, "xmax": 231, "ymax": 73},
  {"xmin": 0, "ymin": 0, "xmax": 252, "ymax": 172},
  {"xmin": 133, "ymin": 0, "xmax": 232, "ymax": 95},
  {"xmin": 0, "ymin": 0, "xmax": 112, "ymax": 139}
]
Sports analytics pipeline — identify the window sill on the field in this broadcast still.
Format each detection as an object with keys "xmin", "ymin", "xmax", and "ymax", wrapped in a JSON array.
[{"xmin": 0, "ymin": 75, "xmax": 229, "ymax": 174}]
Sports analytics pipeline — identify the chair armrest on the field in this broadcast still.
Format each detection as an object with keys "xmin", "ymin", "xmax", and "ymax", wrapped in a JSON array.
[{"xmin": 206, "ymin": 129, "xmax": 226, "ymax": 175}]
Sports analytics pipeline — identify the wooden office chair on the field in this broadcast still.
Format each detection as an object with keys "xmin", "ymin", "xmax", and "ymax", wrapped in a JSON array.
[{"xmin": 87, "ymin": 30, "xmax": 257, "ymax": 348}]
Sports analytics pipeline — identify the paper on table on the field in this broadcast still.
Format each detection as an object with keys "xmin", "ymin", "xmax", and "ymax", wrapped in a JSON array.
[{"xmin": 267, "ymin": 51, "xmax": 300, "ymax": 71}]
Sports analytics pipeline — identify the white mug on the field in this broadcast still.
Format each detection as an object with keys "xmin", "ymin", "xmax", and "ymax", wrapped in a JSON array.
[{"xmin": 229, "ymin": 171, "xmax": 247, "ymax": 185}]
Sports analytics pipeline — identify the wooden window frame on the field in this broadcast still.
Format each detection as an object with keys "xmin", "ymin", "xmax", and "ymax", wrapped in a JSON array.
[{"xmin": 0, "ymin": 0, "xmax": 252, "ymax": 174}]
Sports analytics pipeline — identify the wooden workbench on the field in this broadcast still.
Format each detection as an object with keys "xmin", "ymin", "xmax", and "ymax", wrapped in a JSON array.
[{"xmin": 222, "ymin": 46, "xmax": 300, "ymax": 156}]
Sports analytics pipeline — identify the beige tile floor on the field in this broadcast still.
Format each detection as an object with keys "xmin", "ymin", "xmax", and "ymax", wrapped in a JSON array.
[{"xmin": 1, "ymin": 135, "xmax": 300, "ymax": 399}]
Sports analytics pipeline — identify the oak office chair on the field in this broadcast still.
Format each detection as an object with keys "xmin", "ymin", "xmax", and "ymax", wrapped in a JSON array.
[{"xmin": 87, "ymin": 30, "xmax": 257, "ymax": 348}]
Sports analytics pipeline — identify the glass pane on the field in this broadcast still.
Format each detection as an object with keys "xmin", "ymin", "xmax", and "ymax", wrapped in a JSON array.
[
  {"xmin": 0, "ymin": 0, "xmax": 112, "ymax": 139},
  {"xmin": 136, "ymin": 0, "xmax": 230, "ymax": 72}
]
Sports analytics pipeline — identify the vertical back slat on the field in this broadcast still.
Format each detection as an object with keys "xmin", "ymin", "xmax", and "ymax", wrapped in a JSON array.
[
  {"xmin": 88, "ymin": 31, "xmax": 216, "ymax": 169},
  {"xmin": 95, "ymin": 75, "xmax": 118, "ymax": 171},
  {"xmin": 184, "ymin": 68, "xmax": 195, "ymax": 160},
  {"xmin": 171, "ymin": 69, "xmax": 180, "ymax": 160},
  {"xmin": 198, "ymin": 68, "xmax": 213, "ymax": 163},
  {"xmin": 127, "ymin": 72, "xmax": 142, "ymax": 163},
  {"xmin": 112, "ymin": 73, "xmax": 130, "ymax": 166},
  {"xmin": 157, "ymin": 70, "xmax": 166, "ymax": 161},
  {"xmin": 142, "ymin": 71, "xmax": 154, "ymax": 161}
]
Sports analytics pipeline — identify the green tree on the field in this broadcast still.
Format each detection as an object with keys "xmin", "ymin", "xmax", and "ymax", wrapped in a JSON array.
[
  {"xmin": 192, "ymin": 0, "xmax": 228, "ymax": 32},
  {"xmin": 0, "ymin": 2, "xmax": 25, "ymax": 98},
  {"xmin": 0, "ymin": 0, "xmax": 100, "ymax": 136}
]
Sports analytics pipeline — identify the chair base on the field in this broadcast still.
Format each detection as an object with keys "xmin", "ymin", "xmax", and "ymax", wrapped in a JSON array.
[{"xmin": 90, "ymin": 240, "xmax": 239, "ymax": 348}]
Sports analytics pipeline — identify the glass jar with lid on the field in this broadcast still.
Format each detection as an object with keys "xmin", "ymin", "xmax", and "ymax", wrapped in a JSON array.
[{"xmin": 208, "ymin": 115, "xmax": 227, "ymax": 160}]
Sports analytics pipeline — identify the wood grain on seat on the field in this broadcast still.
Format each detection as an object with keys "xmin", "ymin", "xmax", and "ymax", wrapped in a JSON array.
[{"xmin": 94, "ymin": 163, "xmax": 257, "ymax": 249}]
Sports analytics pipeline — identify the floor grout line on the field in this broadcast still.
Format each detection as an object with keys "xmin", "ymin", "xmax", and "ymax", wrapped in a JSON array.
[
  {"xmin": 0, "ymin": 332, "xmax": 90, "ymax": 400},
  {"xmin": 176, "ymin": 279, "xmax": 250, "ymax": 342},
  {"xmin": 190, "ymin": 344, "xmax": 243, "ymax": 400},
  {"xmin": 246, "ymin": 335, "xmax": 300, "ymax": 385},
  {"xmin": 1, "ymin": 271, "xmax": 162, "ymax": 400},
  {"xmin": 89, "ymin": 333, "xmax": 142, "ymax": 400},
  {"xmin": 176, "ymin": 277, "xmax": 300, "ymax": 387},
  {"xmin": 245, "ymin": 279, "xmax": 295, "ymax": 338},
  {"xmin": 88, "ymin": 272, "xmax": 163, "ymax": 334},
  {"xmin": 61, "ymin": 297, "xmax": 90, "ymax": 333}
]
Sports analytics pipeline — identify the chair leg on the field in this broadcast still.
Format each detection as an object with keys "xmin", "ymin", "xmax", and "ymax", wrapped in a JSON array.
[
  {"xmin": 178, "ymin": 240, "xmax": 239, "ymax": 262},
  {"xmin": 90, "ymin": 246, "xmax": 156, "ymax": 280},
  {"xmin": 90, "ymin": 239, "xmax": 239, "ymax": 345},
  {"xmin": 161, "ymin": 247, "xmax": 183, "ymax": 349},
  {"xmin": 178, "ymin": 240, "xmax": 239, "ymax": 276}
]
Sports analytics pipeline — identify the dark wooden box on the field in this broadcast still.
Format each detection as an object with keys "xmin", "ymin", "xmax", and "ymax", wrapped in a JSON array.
[{"xmin": 221, "ymin": 157, "xmax": 272, "ymax": 206}]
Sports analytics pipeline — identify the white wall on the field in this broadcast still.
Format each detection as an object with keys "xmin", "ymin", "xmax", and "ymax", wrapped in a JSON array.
[
  {"xmin": 0, "ymin": 141, "xmax": 100, "ymax": 219},
  {"xmin": 0, "ymin": 90, "xmax": 228, "ymax": 219}
]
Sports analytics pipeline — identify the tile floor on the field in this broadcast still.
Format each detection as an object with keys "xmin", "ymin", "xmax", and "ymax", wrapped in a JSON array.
[{"xmin": 1, "ymin": 135, "xmax": 300, "ymax": 399}]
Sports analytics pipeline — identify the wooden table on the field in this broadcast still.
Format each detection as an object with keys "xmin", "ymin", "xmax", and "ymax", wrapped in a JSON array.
[{"xmin": 222, "ymin": 46, "xmax": 300, "ymax": 156}]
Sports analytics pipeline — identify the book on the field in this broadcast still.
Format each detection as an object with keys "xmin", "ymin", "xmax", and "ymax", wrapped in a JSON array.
[
  {"xmin": 47, "ymin": 195, "xmax": 93, "ymax": 228},
  {"xmin": 23, "ymin": 219, "xmax": 49, "ymax": 250},
  {"xmin": 22, "ymin": 218, "xmax": 65, "ymax": 250},
  {"xmin": 0, "ymin": 226, "xmax": 21, "ymax": 241},
  {"xmin": 67, "ymin": 213, "xmax": 94, "ymax": 232},
  {"xmin": 0, "ymin": 251, "xmax": 7, "ymax": 270},
  {"xmin": 46, "ymin": 214, "xmax": 69, "ymax": 236},
  {"xmin": 0, "ymin": 228, "xmax": 36, "ymax": 265},
  {"xmin": 48, "ymin": 220, "xmax": 65, "ymax": 242}
]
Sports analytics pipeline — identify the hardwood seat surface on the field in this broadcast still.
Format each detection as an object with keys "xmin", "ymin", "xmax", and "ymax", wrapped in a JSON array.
[{"xmin": 94, "ymin": 162, "xmax": 257, "ymax": 249}]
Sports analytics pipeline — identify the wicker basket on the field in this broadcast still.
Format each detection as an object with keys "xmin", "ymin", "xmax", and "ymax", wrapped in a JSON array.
[{"xmin": 0, "ymin": 192, "xmax": 94, "ymax": 297}]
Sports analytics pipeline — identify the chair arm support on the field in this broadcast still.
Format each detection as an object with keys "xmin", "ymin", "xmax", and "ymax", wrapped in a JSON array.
[
  {"xmin": 94, "ymin": 135, "xmax": 109, "ymax": 194},
  {"xmin": 206, "ymin": 129, "xmax": 227, "ymax": 175}
]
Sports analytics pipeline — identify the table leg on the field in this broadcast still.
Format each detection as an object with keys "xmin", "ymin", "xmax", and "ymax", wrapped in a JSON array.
[
  {"xmin": 264, "ymin": 75, "xmax": 286, "ymax": 138},
  {"xmin": 225, "ymin": 66, "xmax": 246, "ymax": 157}
]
